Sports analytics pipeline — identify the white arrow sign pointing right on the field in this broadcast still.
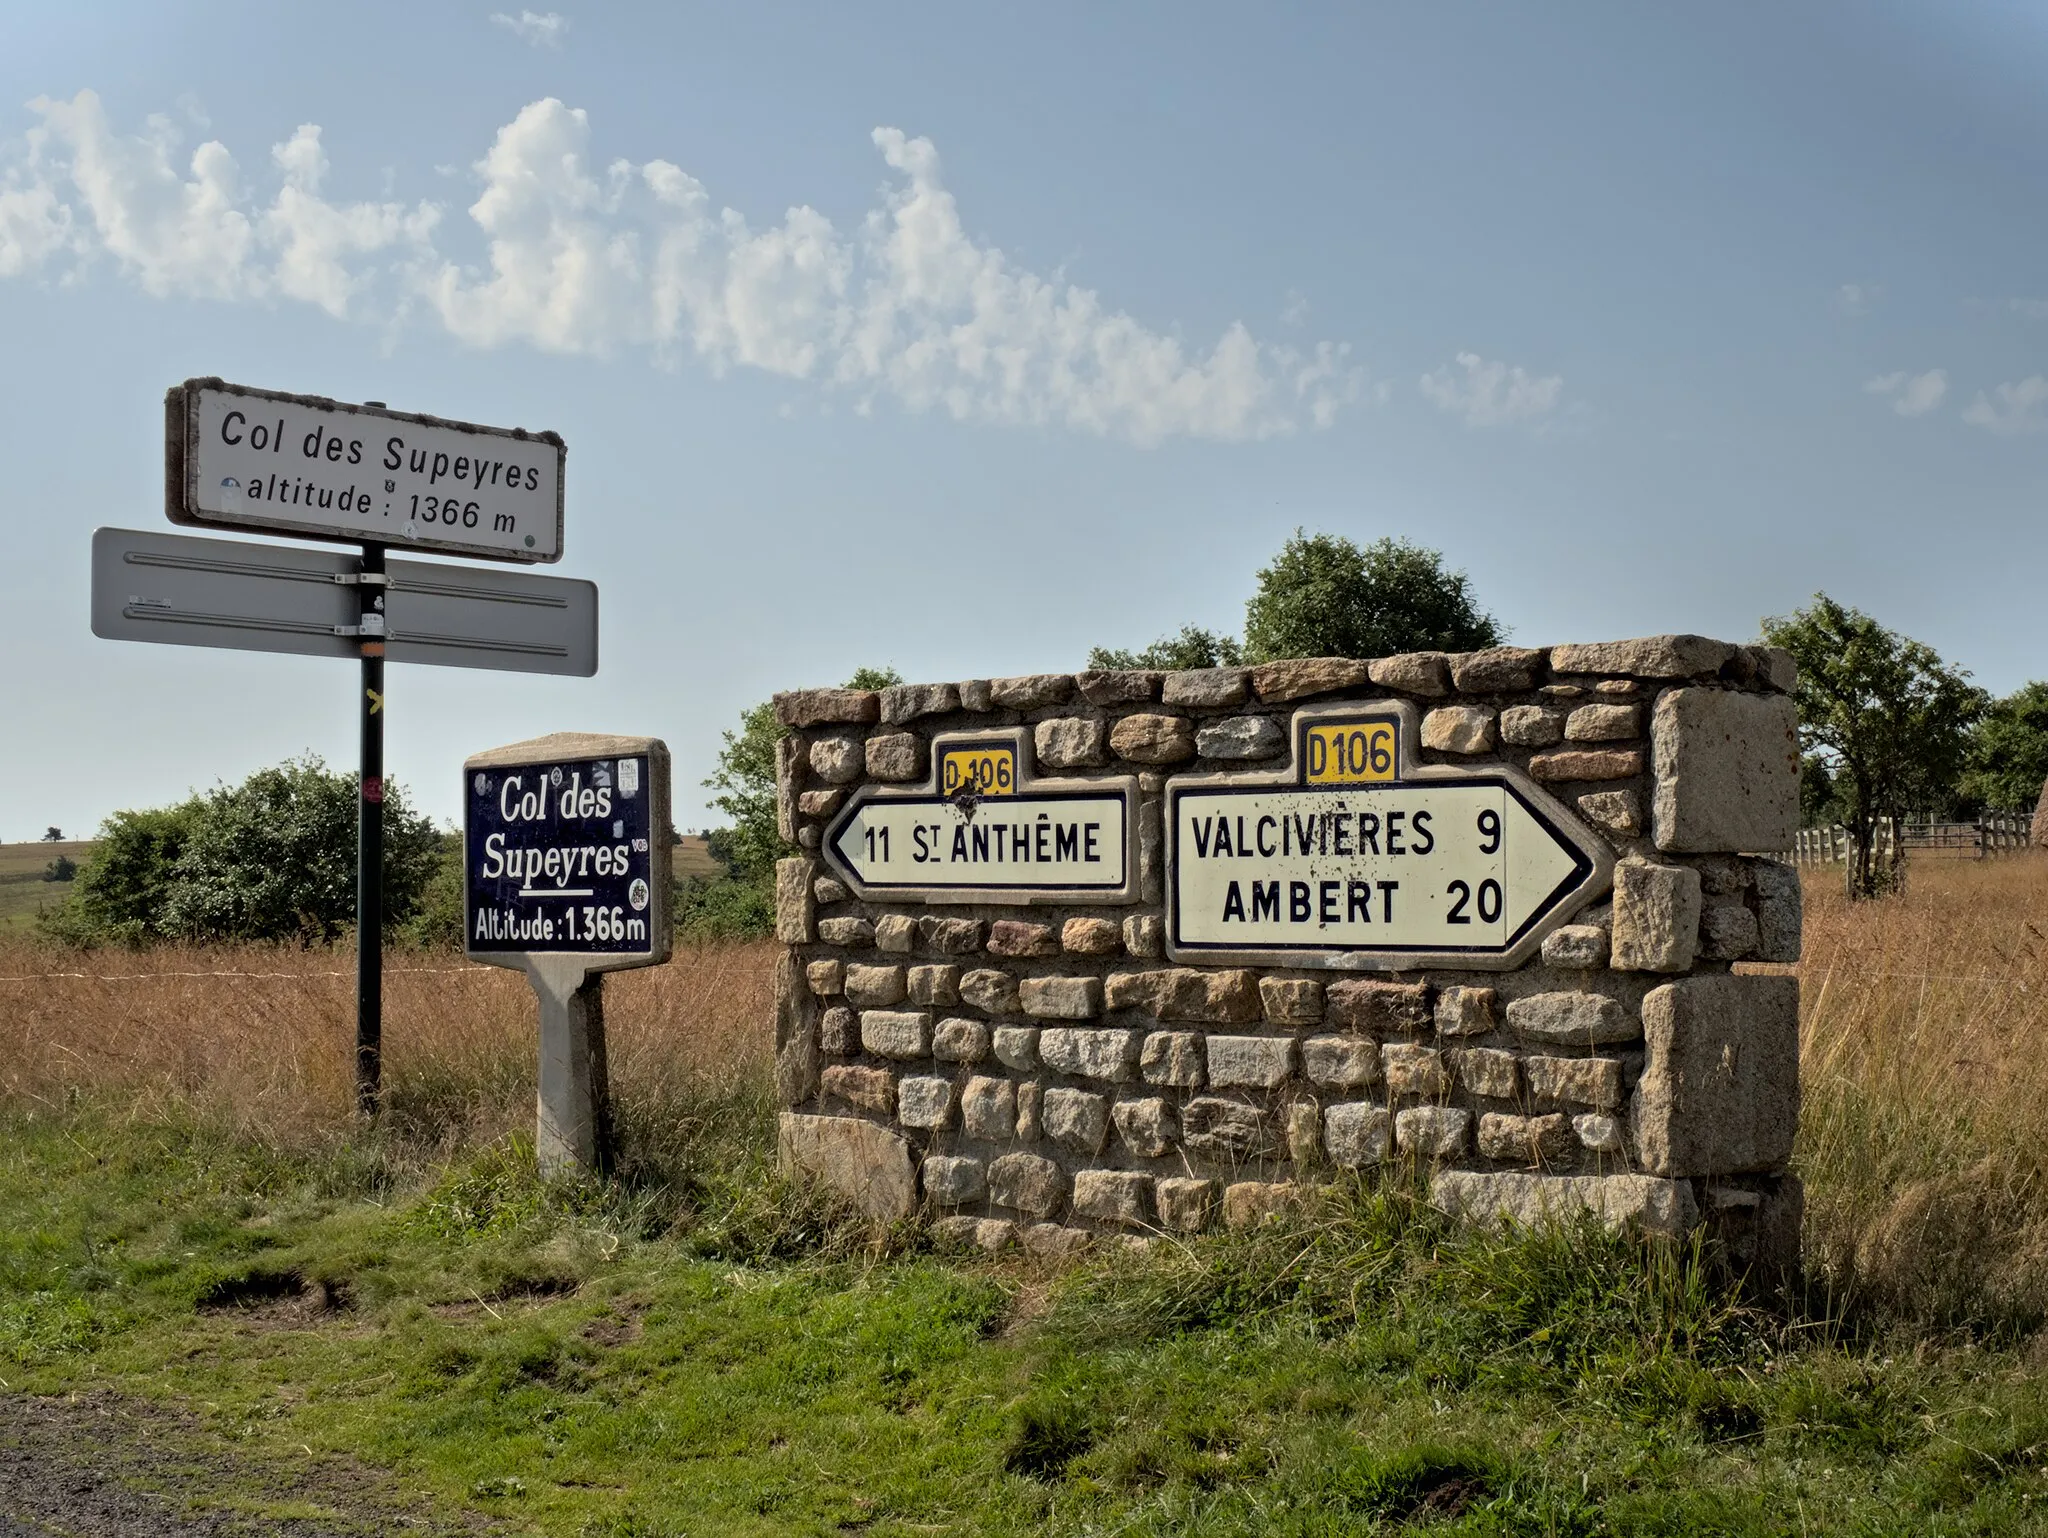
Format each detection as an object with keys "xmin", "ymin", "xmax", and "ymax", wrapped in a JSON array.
[{"xmin": 1168, "ymin": 773, "xmax": 1606, "ymax": 968}]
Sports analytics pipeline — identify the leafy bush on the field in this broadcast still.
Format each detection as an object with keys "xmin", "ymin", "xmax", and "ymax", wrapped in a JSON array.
[
  {"xmin": 42, "ymin": 756, "xmax": 442, "ymax": 947},
  {"xmin": 39, "ymin": 801, "xmax": 204, "ymax": 945},
  {"xmin": 673, "ymin": 873, "xmax": 775, "ymax": 941},
  {"xmin": 1088, "ymin": 624, "xmax": 1243, "ymax": 671},
  {"xmin": 395, "ymin": 836, "xmax": 466, "ymax": 950}
]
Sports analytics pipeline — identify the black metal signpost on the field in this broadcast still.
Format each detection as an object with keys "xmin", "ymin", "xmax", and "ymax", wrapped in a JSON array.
[
  {"xmin": 463, "ymin": 734, "xmax": 672, "ymax": 1173},
  {"xmin": 107, "ymin": 379, "xmax": 583, "ymax": 1120},
  {"xmin": 354, "ymin": 540, "xmax": 386, "ymax": 1115}
]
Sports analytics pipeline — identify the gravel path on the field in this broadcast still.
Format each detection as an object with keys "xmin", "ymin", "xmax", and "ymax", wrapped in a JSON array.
[{"xmin": 0, "ymin": 1396, "xmax": 485, "ymax": 1537}]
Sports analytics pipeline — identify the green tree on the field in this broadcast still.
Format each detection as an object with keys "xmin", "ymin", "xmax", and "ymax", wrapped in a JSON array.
[
  {"xmin": 1087, "ymin": 625, "xmax": 1244, "ymax": 672},
  {"xmin": 1762, "ymin": 595, "xmax": 1985, "ymax": 899},
  {"xmin": 1241, "ymin": 532, "xmax": 1504, "ymax": 663},
  {"xmin": 703, "ymin": 699, "xmax": 790, "ymax": 885},
  {"xmin": 704, "ymin": 667, "xmax": 905, "ymax": 883},
  {"xmin": 1958, "ymin": 682, "xmax": 2048, "ymax": 814},
  {"xmin": 691, "ymin": 667, "xmax": 904, "ymax": 938}
]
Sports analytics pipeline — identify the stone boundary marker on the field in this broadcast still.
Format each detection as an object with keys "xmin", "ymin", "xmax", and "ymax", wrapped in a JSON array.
[{"xmin": 770, "ymin": 635, "xmax": 1803, "ymax": 1268}]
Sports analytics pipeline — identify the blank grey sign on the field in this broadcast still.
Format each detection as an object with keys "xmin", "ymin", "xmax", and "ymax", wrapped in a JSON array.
[{"xmin": 91, "ymin": 527, "xmax": 597, "ymax": 677}]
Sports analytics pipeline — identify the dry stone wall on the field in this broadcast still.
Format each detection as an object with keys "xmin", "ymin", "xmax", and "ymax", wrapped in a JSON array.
[{"xmin": 772, "ymin": 636, "xmax": 1804, "ymax": 1266}]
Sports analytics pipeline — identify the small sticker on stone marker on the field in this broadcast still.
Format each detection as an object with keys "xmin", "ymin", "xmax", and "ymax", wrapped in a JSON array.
[
  {"xmin": 618, "ymin": 759, "xmax": 639, "ymax": 797},
  {"xmin": 629, "ymin": 878, "xmax": 649, "ymax": 912},
  {"xmin": 474, "ymin": 772, "xmax": 488, "ymax": 795}
]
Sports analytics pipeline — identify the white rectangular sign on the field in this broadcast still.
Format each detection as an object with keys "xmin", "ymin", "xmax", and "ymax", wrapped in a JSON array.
[
  {"xmin": 169, "ymin": 379, "xmax": 564, "ymax": 564},
  {"xmin": 92, "ymin": 527, "xmax": 597, "ymax": 676},
  {"xmin": 830, "ymin": 793, "xmax": 1130, "ymax": 895},
  {"xmin": 1169, "ymin": 779, "xmax": 1597, "ymax": 966},
  {"xmin": 466, "ymin": 744, "xmax": 670, "ymax": 962}
]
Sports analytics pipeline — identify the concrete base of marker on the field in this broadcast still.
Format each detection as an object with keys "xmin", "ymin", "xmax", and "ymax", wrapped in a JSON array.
[{"xmin": 527, "ymin": 956, "xmax": 611, "ymax": 1177}]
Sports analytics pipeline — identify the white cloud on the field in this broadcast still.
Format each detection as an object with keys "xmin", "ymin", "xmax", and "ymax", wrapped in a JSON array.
[
  {"xmin": 1834, "ymin": 282, "xmax": 1881, "ymax": 316},
  {"xmin": 1418, "ymin": 352, "xmax": 1562, "ymax": 427},
  {"xmin": 491, "ymin": 10, "xmax": 568, "ymax": 48},
  {"xmin": 7, "ymin": 90, "xmax": 435, "ymax": 315},
  {"xmin": 0, "ymin": 92, "xmax": 1363, "ymax": 445},
  {"xmin": 2011, "ymin": 298, "xmax": 2048, "ymax": 320},
  {"xmin": 1863, "ymin": 368, "xmax": 1947, "ymax": 417},
  {"xmin": 265, "ymin": 125, "xmax": 439, "ymax": 317},
  {"xmin": 0, "ymin": 177, "xmax": 75, "ymax": 279},
  {"xmin": 39, "ymin": 93, "xmax": 256, "ymax": 300},
  {"xmin": 1962, "ymin": 377, "xmax": 2048, "ymax": 435}
]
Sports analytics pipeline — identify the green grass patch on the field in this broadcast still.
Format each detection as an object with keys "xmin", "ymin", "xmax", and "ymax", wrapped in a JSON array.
[{"xmin": 3, "ymin": 1098, "xmax": 2047, "ymax": 1535}]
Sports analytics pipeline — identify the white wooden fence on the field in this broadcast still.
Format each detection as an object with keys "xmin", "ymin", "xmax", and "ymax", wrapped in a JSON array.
[{"xmin": 1787, "ymin": 810, "xmax": 2033, "ymax": 869}]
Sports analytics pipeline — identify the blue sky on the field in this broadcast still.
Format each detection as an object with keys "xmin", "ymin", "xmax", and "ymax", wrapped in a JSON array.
[{"xmin": 4, "ymin": 2, "xmax": 2046, "ymax": 837}]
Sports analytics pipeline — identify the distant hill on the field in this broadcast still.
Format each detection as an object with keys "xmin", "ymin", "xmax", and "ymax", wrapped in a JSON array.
[
  {"xmin": 0, "ymin": 840, "xmax": 95, "ymax": 931},
  {"xmin": 671, "ymin": 834, "xmax": 725, "ymax": 882}
]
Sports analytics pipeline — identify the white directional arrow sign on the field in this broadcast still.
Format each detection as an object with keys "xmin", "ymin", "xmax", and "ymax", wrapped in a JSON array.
[
  {"xmin": 1167, "ymin": 704, "xmax": 1613, "ymax": 970},
  {"xmin": 819, "ymin": 730, "xmax": 1140, "ymax": 906},
  {"xmin": 829, "ymin": 791, "xmax": 1131, "ymax": 895}
]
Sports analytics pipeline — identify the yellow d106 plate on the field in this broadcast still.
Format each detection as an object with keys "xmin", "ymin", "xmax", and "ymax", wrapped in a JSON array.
[
  {"xmin": 938, "ymin": 741, "xmax": 1017, "ymax": 797},
  {"xmin": 1302, "ymin": 718, "xmax": 1399, "ymax": 785}
]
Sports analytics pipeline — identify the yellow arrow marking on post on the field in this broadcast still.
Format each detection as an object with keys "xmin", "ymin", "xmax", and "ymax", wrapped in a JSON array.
[{"xmin": 366, "ymin": 688, "xmax": 383, "ymax": 715}]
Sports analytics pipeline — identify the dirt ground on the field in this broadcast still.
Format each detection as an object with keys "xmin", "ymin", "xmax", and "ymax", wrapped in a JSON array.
[{"xmin": 0, "ymin": 1395, "xmax": 489, "ymax": 1538}]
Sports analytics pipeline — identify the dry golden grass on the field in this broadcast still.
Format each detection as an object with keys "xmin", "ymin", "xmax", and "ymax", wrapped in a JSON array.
[
  {"xmin": 0, "ymin": 937, "xmax": 776, "ymax": 1161},
  {"xmin": 1791, "ymin": 855, "xmax": 2048, "ymax": 1334},
  {"xmin": 6, "ymin": 859, "xmax": 2048, "ymax": 1333}
]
